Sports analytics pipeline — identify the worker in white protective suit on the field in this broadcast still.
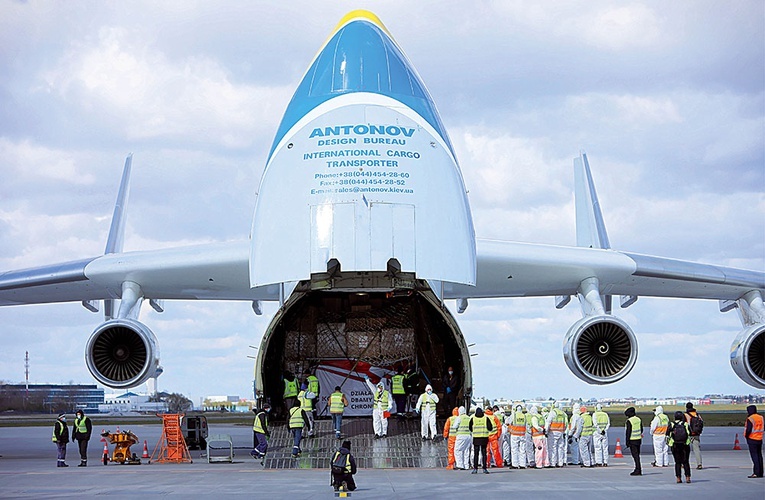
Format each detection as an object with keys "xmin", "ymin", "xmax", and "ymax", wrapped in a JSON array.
[
  {"xmin": 545, "ymin": 402, "xmax": 568, "ymax": 467},
  {"xmin": 525, "ymin": 404, "xmax": 536, "ymax": 467},
  {"xmin": 592, "ymin": 404, "xmax": 610, "ymax": 466},
  {"xmin": 364, "ymin": 375, "xmax": 392, "ymax": 438},
  {"xmin": 509, "ymin": 404, "xmax": 528, "ymax": 468},
  {"xmin": 415, "ymin": 384, "xmax": 440, "ymax": 440},
  {"xmin": 453, "ymin": 406, "xmax": 472, "ymax": 470},
  {"xmin": 650, "ymin": 405, "xmax": 670, "ymax": 467},
  {"xmin": 530, "ymin": 405, "xmax": 548, "ymax": 468},
  {"xmin": 501, "ymin": 410, "xmax": 513, "ymax": 467},
  {"xmin": 568, "ymin": 404, "xmax": 581, "ymax": 465},
  {"xmin": 577, "ymin": 406, "xmax": 594, "ymax": 467}
]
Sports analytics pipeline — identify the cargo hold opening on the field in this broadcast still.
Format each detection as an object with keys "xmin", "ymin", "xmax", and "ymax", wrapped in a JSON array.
[{"xmin": 256, "ymin": 283, "xmax": 471, "ymax": 419}]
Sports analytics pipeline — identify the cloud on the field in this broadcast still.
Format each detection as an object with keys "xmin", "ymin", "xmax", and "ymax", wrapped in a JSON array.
[{"xmin": 41, "ymin": 26, "xmax": 291, "ymax": 149}]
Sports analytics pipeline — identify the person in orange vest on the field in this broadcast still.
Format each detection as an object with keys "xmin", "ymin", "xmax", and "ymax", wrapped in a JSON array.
[
  {"xmin": 650, "ymin": 406, "xmax": 670, "ymax": 467},
  {"xmin": 745, "ymin": 405, "xmax": 763, "ymax": 478},
  {"xmin": 442, "ymin": 407, "xmax": 460, "ymax": 469},
  {"xmin": 529, "ymin": 405, "xmax": 548, "ymax": 468},
  {"xmin": 509, "ymin": 404, "xmax": 528, "ymax": 468},
  {"xmin": 485, "ymin": 406, "xmax": 503, "ymax": 467}
]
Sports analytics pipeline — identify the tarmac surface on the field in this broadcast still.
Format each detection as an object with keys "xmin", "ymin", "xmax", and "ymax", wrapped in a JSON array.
[{"xmin": 0, "ymin": 423, "xmax": 762, "ymax": 499}]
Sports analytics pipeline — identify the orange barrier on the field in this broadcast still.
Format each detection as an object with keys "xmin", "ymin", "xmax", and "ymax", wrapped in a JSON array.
[{"xmin": 613, "ymin": 438, "xmax": 624, "ymax": 458}]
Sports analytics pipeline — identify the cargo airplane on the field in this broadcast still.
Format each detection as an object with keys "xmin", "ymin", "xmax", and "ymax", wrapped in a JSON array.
[{"xmin": 1, "ymin": 11, "xmax": 763, "ymax": 410}]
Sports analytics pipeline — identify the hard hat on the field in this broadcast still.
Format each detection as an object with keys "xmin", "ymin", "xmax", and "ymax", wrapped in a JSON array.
[{"xmin": 596, "ymin": 403, "xmax": 602, "ymax": 411}]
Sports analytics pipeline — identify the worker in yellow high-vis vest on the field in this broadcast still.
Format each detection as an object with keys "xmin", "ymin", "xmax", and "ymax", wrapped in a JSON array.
[
  {"xmin": 625, "ymin": 406, "xmax": 643, "ymax": 476},
  {"xmin": 650, "ymin": 405, "xmax": 670, "ymax": 467},
  {"xmin": 469, "ymin": 407, "xmax": 493, "ymax": 474},
  {"xmin": 72, "ymin": 409, "xmax": 92, "ymax": 467},
  {"xmin": 329, "ymin": 386, "xmax": 348, "ymax": 439}
]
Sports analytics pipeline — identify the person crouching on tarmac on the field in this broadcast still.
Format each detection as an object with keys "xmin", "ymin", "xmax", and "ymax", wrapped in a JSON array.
[
  {"xmin": 530, "ymin": 406, "xmax": 549, "ymax": 468},
  {"xmin": 453, "ymin": 406, "xmax": 472, "ymax": 470},
  {"xmin": 330, "ymin": 440, "xmax": 357, "ymax": 492},
  {"xmin": 364, "ymin": 374, "xmax": 392, "ymax": 438},
  {"xmin": 592, "ymin": 403, "xmax": 610, "ymax": 466},
  {"xmin": 485, "ymin": 406, "xmax": 502, "ymax": 467},
  {"xmin": 288, "ymin": 401, "xmax": 310, "ymax": 457},
  {"xmin": 650, "ymin": 405, "xmax": 670, "ymax": 467},
  {"xmin": 442, "ymin": 407, "xmax": 460, "ymax": 469},
  {"xmin": 416, "ymin": 384, "xmax": 439, "ymax": 440},
  {"xmin": 470, "ymin": 407, "xmax": 493, "ymax": 474}
]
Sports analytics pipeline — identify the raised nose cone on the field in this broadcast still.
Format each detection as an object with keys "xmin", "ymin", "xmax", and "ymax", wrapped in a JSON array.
[{"xmin": 269, "ymin": 10, "xmax": 452, "ymax": 158}]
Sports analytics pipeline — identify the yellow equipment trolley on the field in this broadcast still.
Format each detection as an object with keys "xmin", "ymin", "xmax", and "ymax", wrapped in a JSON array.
[{"xmin": 101, "ymin": 430, "xmax": 142, "ymax": 465}]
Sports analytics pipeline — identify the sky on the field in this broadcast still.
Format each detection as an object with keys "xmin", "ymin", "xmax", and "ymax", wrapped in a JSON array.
[{"xmin": 0, "ymin": 1, "xmax": 763, "ymax": 405}]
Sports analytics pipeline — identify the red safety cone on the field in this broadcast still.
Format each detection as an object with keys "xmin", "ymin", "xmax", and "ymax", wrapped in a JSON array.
[
  {"xmin": 142, "ymin": 440, "xmax": 150, "ymax": 459},
  {"xmin": 733, "ymin": 433, "xmax": 742, "ymax": 450},
  {"xmin": 613, "ymin": 438, "xmax": 624, "ymax": 458},
  {"xmin": 102, "ymin": 442, "xmax": 109, "ymax": 465}
]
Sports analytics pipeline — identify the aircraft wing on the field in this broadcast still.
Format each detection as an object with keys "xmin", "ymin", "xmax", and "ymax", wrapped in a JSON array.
[
  {"xmin": 0, "ymin": 240, "xmax": 279, "ymax": 307},
  {"xmin": 446, "ymin": 239, "xmax": 765, "ymax": 302}
]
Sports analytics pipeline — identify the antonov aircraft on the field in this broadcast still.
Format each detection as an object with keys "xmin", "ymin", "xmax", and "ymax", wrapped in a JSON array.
[{"xmin": 1, "ymin": 11, "xmax": 763, "ymax": 408}]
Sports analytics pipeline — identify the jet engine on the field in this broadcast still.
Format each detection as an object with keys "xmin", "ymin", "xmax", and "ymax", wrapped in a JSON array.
[
  {"xmin": 563, "ymin": 315, "xmax": 637, "ymax": 384},
  {"xmin": 85, "ymin": 318, "xmax": 160, "ymax": 389},
  {"xmin": 730, "ymin": 324, "xmax": 765, "ymax": 389}
]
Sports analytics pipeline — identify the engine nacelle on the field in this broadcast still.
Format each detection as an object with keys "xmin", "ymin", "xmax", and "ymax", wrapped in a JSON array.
[
  {"xmin": 85, "ymin": 318, "xmax": 160, "ymax": 389},
  {"xmin": 563, "ymin": 315, "xmax": 638, "ymax": 385},
  {"xmin": 730, "ymin": 324, "xmax": 765, "ymax": 389}
]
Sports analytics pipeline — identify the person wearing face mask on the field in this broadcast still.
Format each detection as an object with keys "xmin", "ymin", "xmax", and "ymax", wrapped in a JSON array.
[
  {"xmin": 52, "ymin": 413, "xmax": 69, "ymax": 467},
  {"xmin": 546, "ymin": 402, "xmax": 568, "ymax": 467},
  {"xmin": 568, "ymin": 404, "xmax": 581, "ymax": 465},
  {"xmin": 625, "ymin": 406, "xmax": 643, "ymax": 476},
  {"xmin": 453, "ymin": 406, "xmax": 472, "ymax": 470},
  {"xmin": 442, "ymin": 366, "xmax": 459, "ymax": 412},
  {"xmin": 592, "ymin": 403, "xmax": 610, "ymax": 467},
  {"xmin": 251, "ymin": 403, "xmax": 272, "ymax": 461},
  {"xmin": 650, "ymin": 405, "xmax": 670, "ymax": 467},
  {"xmin": 469, "ymin": 407, "xmax": 493, "ymax": 474},
  {"xmin": 364, "ymin": 374, "xmax": 392, "ymax": 438},
  {"xmin": 442, "ymin": 407, "xmax": 460, "ymax": 469},
  {"xmin": 509, "ymin": 404, "xmax": 528, "ymax": 468},
  {"xmin": 578, "ymin": 406, "xmax": 594, "ymax": 467},
  {"xmin": 530, "ymin": 405, "xmax": 548, "ymax": 468},
  {"xmin": 416, "ymin": 384, "xmax": 440, "ymax": 440}
]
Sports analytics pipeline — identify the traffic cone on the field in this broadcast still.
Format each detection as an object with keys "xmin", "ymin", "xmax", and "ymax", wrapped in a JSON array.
[
  {"xmin": 102, "ymin": 442, "xmax": 109, "ymax": 462},
  {"xmin": 142, "ymin": 440, "xmax": 150, "ymax": 459},
  {"xmin": 100, "ymin": 429, "xmax": 106, "ymax": 442},
  {"xmin": 733, "ymin": 433, "xmax": 742, "ymax": 450},
  {"xmin": 613, "ymin": 438, "xmax": 624, "ymax": 458}
]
